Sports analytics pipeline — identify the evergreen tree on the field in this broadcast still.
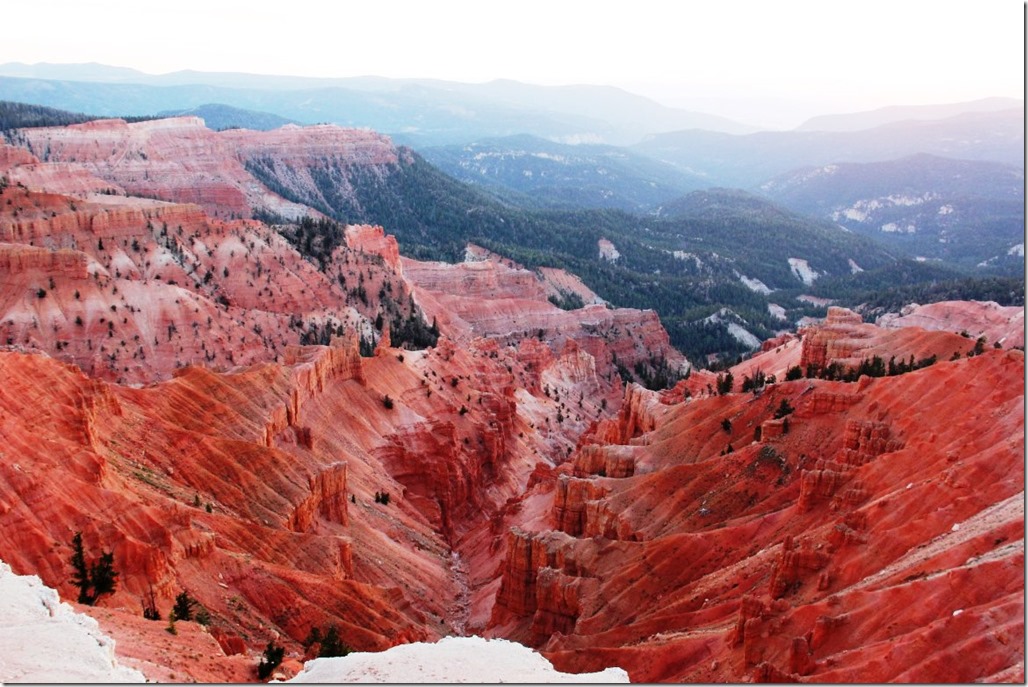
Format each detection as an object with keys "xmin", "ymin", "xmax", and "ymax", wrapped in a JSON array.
[
  {"xmin": 257, "ymin": 641, "xmax": 284, "ymax": 680},
  {"xmin": 69, "ymin": 532, "xmax": 118, "ymax": 605}
]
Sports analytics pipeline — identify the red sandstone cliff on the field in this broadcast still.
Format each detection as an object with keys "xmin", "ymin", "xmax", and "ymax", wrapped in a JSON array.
[
  {"xmin": 0, "ymin": 117, "xmax": 1022, "ymax": 684},
  {"xmin": 486, "ymin": 319, "xmax": 1024, "ymax": 682},
  {"xmin": 877, "ymin": 300, "xmax": 1025, "ymax": 349},
  {"xmin": 5, "ymin": 118, "xmax": 399, "ymax": 221}
]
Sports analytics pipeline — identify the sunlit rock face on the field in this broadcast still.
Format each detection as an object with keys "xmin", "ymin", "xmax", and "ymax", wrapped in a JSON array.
[
  {"xmin": 0, "ymin": 117, "xmax": 1021, "ymax": 683},
  {"xmin": 490, "ymin": 322, "xmax": 1024, "ymax": 683}
]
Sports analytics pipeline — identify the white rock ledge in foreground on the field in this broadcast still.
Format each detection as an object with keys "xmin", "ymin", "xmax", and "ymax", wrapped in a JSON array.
[
  {"xmin": 0, "ymin": 560, "xmax": 144, "ymax": 683},
  {"xmin": 285, "ymin": 635, "xmax": 630, "ymax": 683}
]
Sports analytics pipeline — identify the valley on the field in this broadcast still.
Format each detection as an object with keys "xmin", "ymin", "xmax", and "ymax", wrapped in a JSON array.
[{"xmin": 0, "ymin": 75, "xmax": 1022, "ymax": 683}]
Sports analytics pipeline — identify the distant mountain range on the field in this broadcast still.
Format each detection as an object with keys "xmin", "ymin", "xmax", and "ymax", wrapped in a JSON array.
[
  {"xmin": 157, "ymin": 103, "xmax": 297, "ymax": 131},
  {"xmin": 419, "ymin": 134, "xmax": 708, "ymax": 212},
  {"xmin": 633, "ymin": 108, "xmax": 1024, "ymax": 189},
  {"xmin": 795, "ymin": 97, "xmax": 1022, "ymax": 132},
  {"xmin": 760, "ymin": 154, "xmax": 1024, "ymax": 273},
  {"xmin": 0, "ymin": 62, "xmax": 754, "ymax": 146}
]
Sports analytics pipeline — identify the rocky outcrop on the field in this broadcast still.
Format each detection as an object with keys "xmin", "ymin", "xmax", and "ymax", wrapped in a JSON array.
[
  {"xmin": 287, "ymin": 462, "xmax": 350, "ymax": 534},
  {"xmin": 402, "ymin": 254, "xmax": 688, "ymax": 388},
  {"xmin": 877, "ymin": 300, "xmax": 1025, "ymax": 349},
  {"xmin": 9, "ymin": 117, "xmax": 399, "ymax": 221},
  {"xmin": 571, "ymin": 445, "xmax": 637, "ymax": 479},
  {"xmin": 552, "ymin": 476, "xmax": 609, "ymax": 536},
  {"xmin": 490, "ymin": 528, "xmax": 601, "ymax": 644},
  {"xmin": 838, "ymin": 420, "xmax": 903, "ymax": 466},
  {"xmin": 525, "ymin": 344, "xmax": 1024, "ymax": 682},
  {"xmin": 493, "ymin": 529, "xmax": 576, "ymax": 619},
  {"xmin": 767, "ymin": 535, "xmax": 830, "ymax": 599},
  {"xmin": 800, "ymin": 305, "xmax": 976, "ymax": 374},
  {"xmin": 344, "ymin": 224, "xmax": 403, "ymax": 273}
]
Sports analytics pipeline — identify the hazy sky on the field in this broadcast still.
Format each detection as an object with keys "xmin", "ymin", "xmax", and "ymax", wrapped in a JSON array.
[{"xmin": 0, "ymin": 0, "xmax": 1022, "ymax": 128}]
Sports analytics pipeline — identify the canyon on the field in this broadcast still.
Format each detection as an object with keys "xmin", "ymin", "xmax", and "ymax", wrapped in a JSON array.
[{"xmin": 0, "ymin": 117, "xmax": 1022, "ymax": 682}]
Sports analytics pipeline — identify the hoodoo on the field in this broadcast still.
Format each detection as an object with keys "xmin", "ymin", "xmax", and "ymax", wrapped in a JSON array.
[{"xmin": 0, "ymin": 114, "xmax": 1021, "ymax": 683}]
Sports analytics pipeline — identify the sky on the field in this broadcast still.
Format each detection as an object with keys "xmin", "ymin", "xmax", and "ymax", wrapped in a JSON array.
[{"xmin": 0, "ymin": 0, "xmax": 1023, "ymax": 128}]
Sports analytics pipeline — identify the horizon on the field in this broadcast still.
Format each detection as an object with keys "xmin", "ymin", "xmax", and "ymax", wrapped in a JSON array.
[{"xmin": 0, "ymin": 0, "xmax": 1022, "ymax": 129}]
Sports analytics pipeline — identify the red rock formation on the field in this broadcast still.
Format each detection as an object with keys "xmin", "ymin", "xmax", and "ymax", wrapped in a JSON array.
[
  {"xmin": 877, "ymin": 300, "xmax": 1025, "ymax": 349},
  {"xmin": 493, "ymin": 332, "xmax": 1023, "ymax": 682},
  {"xmin": 799, "ymin": 306, "xmax": 973, "ymax": 373},
  {"xmin": 7, "ymin": 117, "xmax": 399, "ymax": 221},
  {"xmin": 402, "ymin": 253, "xmax": 687, "ymax": 386},
  {"xmin": 0, "ymin": 181, "xmax": 382, "ymax": 384},
  {"xmin": 2, "ymin": 117, "xmax": 1022, "ymax": 684}
]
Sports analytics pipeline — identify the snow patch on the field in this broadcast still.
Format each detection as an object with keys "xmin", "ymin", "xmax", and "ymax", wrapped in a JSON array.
[
  {"xmin": 787, "ymin": 258, "xmax": 819, "ymax": 286},
  {"xmin": 838, "ymin": 207, "xmax": 869, "ymax": 222},
  {"xmin": 768, "ymin": 303, "xmax": 787, "ymax": 321},
  {"xmin": 598, "ymin": 238, "xmax": 620, "ymax": 262},
  {"xmin": 886, "ymin": 193, "xmax": 932, "ymax": 206},
  {"xmin": 938, "ymin": 204, "xmax": 954, "ymax": 215},
  {"xmin": 833, "ymin": 193, "xmax": 937, "ymax": 224},
  {"xmin": 553, "ymin": 133, "xmax": 603, "ymax": 145},
  {"xmin": 286, "ymin": 636, "xmax": 629, "ymax": 683},
  {"xmin": 797, "ymin": 294, "xmax": 836, "ymax": 307},
  {"xmin": 0, "ymin": 560, "xmax": 144, "ymax": 683},
  {"xmin": 739, "ymin": 274, "xmax": 772, "ymax": 294},
  {"xmin": 1008, "ymin": 243, "xmax": 1024, "ymax": 257},
  {"xmin": 726, "ymin": 322, "xmax": 763, "ymax": 349},
  {"xmin": 848, "ymin": 258, "xmax": 864, "ymax": 274},
  {"xmin": 530, "ymin": 152, "xmax": 567, "ymax": 163},
  {"xmin": 880, "ymin": 222, "xmax": 917, "ymax": 234},
  {"xmin": 703, "ymin": 308, "xmax": 762, "ymax": 350},
  {"xmin": 671, "ymin": 251, "xmax": 703, "ymax": 268}
]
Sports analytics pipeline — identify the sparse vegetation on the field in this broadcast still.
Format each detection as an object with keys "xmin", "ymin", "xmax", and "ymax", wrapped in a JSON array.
[
  {"xmin": 173, "ymin": 590, "xmax": 197, "ymax": 621},
  {"xmin": 773, "ymin": 399, "xmax": 795, "ymax": 419},
  {"xmin": 716, "ymin": 371, "xmax": 734, "ymax": 395},
  {"xmin": 257, "ymin": 640, "xmax": 284, "ymax": 680},
  {"xmin": 69, "ymin": 532, "xmax": 118, "ymax": 605},
  {"xmin": 303, "ymin": 625, "xmax": 351, "ymax": 658}
]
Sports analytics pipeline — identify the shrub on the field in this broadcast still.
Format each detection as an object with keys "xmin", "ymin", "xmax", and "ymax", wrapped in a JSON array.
[
  {"xmin": 716, "ymin": 371, "xmax": 734, "ymax": 395},
  {"xmin": 319, "ymin": 625, "xmax": 350, "ymax": 658},
  {"xmin": 142, "ymin": 585, "xmax": 161, "ymax": 620},
  {"xmin": 773, "ymin": 398, "xmax": 795, "ymax": 419},
  {"xmin": 257, "ymin": 641, "xmax": 284, "ymax": 680},
  {"xmin": 173, "ymin": 591, "xmax": 196, "ymax": 622},
  {"xmin": 382, "ymin": 394, "xmax": 394, "ymax": 410},
  {"xmin": 69, "ymin": 532, "xmax": 119, "ymax": 605}
]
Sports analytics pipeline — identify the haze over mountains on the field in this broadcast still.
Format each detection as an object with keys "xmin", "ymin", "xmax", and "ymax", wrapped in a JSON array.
[{"xmin": 0, "ymin": 62, "xmax": 756, "ymax": 147}]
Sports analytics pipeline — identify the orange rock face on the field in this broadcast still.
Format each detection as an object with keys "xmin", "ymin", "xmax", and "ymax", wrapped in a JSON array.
[
  {"xmin": 0, "ymin": 118, "xmax": 1022, "ymax": 683},
  {"xmin": 877, "ymin": 300, "xmax": 1025, "ymax": 349},
  {"xmin": 8, "ymin": 118, "xmax": 399, "ymax": 220},
  {"xmin": 494, "ymin": 339, "xmax": 1024, "ymax": 683}
]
